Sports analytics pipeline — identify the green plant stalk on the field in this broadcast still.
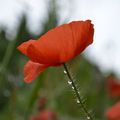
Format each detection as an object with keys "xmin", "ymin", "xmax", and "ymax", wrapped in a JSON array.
[
  {"xmin": 63, "ymin": 63, "xmax": 93, "ymax": 120},
  {"xmin": 0, "ymin": 40, "xmax": 16, "ymax": 119},
  {"xmin": 1, "ymin": 40, "xmax": 16, "ymax": 73}
]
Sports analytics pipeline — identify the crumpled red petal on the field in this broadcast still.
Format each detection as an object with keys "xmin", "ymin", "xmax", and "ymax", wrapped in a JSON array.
[
  {"xmin": 26, "ymin": 24, "xmax": 73, "ymax": 65},
  {"xmin": 17, "ymin": 39, "xmax": 36, "ymax": 55},
  {"xmin": 25, "ymin": 20, "xmax": 94, "ymax": 65},
  {"xmin": 24, "ymin": 60, "xmax": 49, "ymax": 83},
  {"xmin": 69, "ymin": 20, "xmax": 94, "ymax": 55}
]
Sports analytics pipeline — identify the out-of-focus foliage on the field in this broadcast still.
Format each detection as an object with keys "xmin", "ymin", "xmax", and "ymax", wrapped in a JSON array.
[{"xmin": 0, "ymin": 0, "xmax": 117, "ymax": 120}]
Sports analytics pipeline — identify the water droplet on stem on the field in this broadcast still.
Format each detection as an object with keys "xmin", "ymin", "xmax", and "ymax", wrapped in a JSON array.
[
  {"xmin": 68, "ymin": 81, "xmax": 72, "ymax": 85},
  {"xmin": 72, "ymin": 86, "xmax": 74, "ymax": 89},
  {"xmin": 87, "ymin": 116, "xmax": 90, "ymax": 119},
  {"xmin": 77, "ymin": 99, "xmax": 80, "ymax": 103},
  {"xmin": 63, "ymin": 70, "xmax": 67, "ymax": 74}
]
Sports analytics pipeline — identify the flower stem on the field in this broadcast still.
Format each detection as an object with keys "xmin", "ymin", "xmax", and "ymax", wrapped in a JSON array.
[
  {"xmin": 63, "ymin": 63, "xmax": 93, "ymax": 120},
  {"xmin": 0, "ymin": 40, "xmax": 16, "ymax": 73}
]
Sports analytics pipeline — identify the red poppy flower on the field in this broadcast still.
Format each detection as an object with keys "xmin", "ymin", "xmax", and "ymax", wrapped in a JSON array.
[
  {"xmin": 17, "ymin": 20, "xmax": 94, "ymax": 83},
  {"xmin": 107, "ymin": 75, "xmax": 120, "ymax": 97},
  {"xmin": 30, "ymin": 110, "xmax": 57, "ymax": 120},
  {"xmin": 105, "ymin": 102, "xmax": 120, "ymax": 120}
]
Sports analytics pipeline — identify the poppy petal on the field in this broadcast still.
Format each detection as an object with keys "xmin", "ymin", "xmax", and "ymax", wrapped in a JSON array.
[
  {"xmin": 26, "ymin": 20, "xmax": 94, "ymax": 65},
  {"xmin": 26, "ymin": 24, "xmax": 73, "ymax": 65},
  {"xmin": 69, "ymin": 20, "xmax": 94, "ymax": 55},
  {"xmin": 24, "ymin": 60, "xmax": 48, "ymax": 83},
  {"xmin": 17, "ymin": 39, "xmax": 36, "ymax": 55}
]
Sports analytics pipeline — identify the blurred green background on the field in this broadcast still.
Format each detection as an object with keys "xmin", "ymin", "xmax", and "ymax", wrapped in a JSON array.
[{"xmin": 0, "ymin": 0, "xmax": 119, "ymax": 120}]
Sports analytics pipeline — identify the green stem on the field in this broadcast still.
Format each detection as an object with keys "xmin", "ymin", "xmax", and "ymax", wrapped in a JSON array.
[
  {"xmin": 63, "ymin": 63, "xmax": 93, "ymax": 120},
  {"xmin": 0, "ymin": 40, "xmax": 16, "ymax": 73}
]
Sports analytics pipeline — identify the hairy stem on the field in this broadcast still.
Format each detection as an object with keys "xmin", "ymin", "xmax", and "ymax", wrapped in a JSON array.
[{"xmin": 63, "ymin": 63, "xmax": 93, "ymax": 120}]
